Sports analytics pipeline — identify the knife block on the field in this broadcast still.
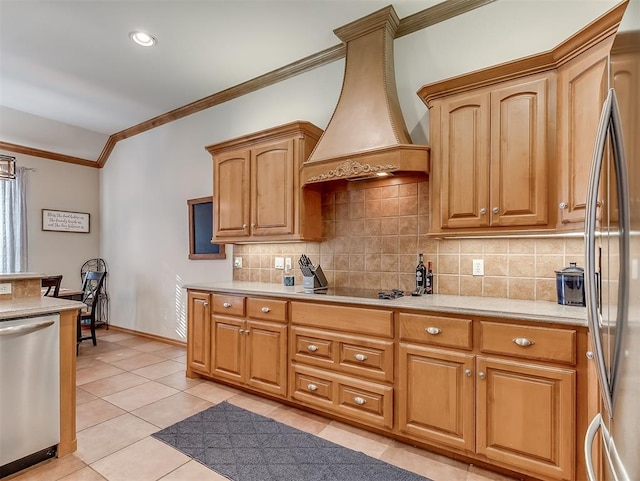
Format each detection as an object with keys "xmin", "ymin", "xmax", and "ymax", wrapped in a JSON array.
[{"xmin": 302, "ymin": 265, "xmax": 328, "ymax": 290}]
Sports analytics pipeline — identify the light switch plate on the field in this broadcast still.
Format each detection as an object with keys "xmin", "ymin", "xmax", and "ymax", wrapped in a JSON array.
[
  {"xmin": 472, "ymin": 259, "xmax": 484, "ymax": 276},
  {"xmin": 234, "ymin": 257, "xmax": 243, "ymax": 268},
  {"xmin": 0, "ymin": 283, "xmax": 12, "ymax": 295},
  {"xmin": 274, "ymin": 257, "xmax": 284, "ymax": 269}
]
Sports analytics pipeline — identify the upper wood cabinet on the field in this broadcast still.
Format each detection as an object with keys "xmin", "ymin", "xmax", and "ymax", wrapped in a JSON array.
[
  {"xmin": 418, "ymin": 2, "xmax": 626, "ymax": 236},
  {"xmin": 432, "ymin": 74, "xmax": 550, "ymax": 232},
  {"xmin": 206, "ymin": 121, "xmax": 323, "ymax": 243}
]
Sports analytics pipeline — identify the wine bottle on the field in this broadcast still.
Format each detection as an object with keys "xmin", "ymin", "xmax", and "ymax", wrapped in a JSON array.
[
  {"xmin": 415, "ymin": 253, "xmax": 427, "ymax": 293},
  {"xmin": 425, "ymin": 261, "xmax": 434, "ymax": 294}
]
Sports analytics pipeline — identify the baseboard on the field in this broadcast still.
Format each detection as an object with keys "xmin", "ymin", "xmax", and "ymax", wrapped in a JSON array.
[{"xmin": 106, "ymin": 325, "xmax": 186, "ymax": 348}]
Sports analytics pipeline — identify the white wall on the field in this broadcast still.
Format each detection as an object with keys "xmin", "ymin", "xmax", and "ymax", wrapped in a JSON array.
[
  {"xmin": 60, "ymin": 0, "xmax": 623, "ymax": 341},
  {"xmin": 0, "ymin": 149, "xmax": 101, "ymax": 289}
]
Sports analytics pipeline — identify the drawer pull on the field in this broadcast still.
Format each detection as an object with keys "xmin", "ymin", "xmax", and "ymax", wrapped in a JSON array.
[
  {"xmin": 425, "ymin": 327, "xmax": 442, "ymax": 335},
  {"xmin": 353, "ymin": 397, "xmax": 366, "ymax": 405},
  {"xmin": 261, "ymin": 306, "xmax": 270, "ymax": 313},
  {"xmin": 354, "ymin": 353, "xmax": 368, "ymax": 362},
  {"xmin": 478, "ymin": 371, "xmax": 486, "ymax": 380},
  {"xmin": 307, "ymin": 383, "xmax": 318, "ymax": 392},
  {"xmin": 307, "ymin": 344, "xmax": 318, "ymax": 352},
  {"xmin": 465, "ymin": 369, "xmax": 472, "ymax": 377},
  {"xmin": 513, "ymin": 337, "xmax": 534, "ymax": 347},
  {"xmin": 203, "ymin": 302, "xmax": 208, "ymax": 307},
  {"xmin": 223, "ymin": 302, "xmax": 231, "ymax": 308},
  {"xmin": 239, "ymin": 329, "xmax": 244, "ymax": 334},
  {"xmin": 586, "ymin": 351, "xmax": 594, "ymax": 360}
]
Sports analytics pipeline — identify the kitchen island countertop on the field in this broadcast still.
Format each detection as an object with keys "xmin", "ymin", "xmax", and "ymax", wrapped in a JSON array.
[
  {"xmin": 0, "ymin": 296, "xmax": 85, "ymax": 320},
  {"xmin": 183, "ymin": 281, "xmax": 587, "ymax": 326}
]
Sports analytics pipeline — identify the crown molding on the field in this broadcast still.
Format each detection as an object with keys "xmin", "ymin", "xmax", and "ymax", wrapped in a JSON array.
[{"xmin": 0, "ymin": 141, "xmax": 97, "ymax": 168}]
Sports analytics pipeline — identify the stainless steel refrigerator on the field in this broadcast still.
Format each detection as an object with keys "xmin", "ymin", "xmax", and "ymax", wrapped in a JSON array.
[{"xmin": 584, "ymin": 5, "xmax": 639, "ymax": 479}]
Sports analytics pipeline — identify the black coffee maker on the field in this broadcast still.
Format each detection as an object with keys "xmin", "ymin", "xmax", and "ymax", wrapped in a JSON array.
[{"xmin": 555, "ymin": 262, "xmax": 586, "ymax": 306}]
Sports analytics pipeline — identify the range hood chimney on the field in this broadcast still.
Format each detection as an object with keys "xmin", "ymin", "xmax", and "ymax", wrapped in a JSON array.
[{"xmin": 301, "ymin": 5, "xmax": 429, "ymax": 185}]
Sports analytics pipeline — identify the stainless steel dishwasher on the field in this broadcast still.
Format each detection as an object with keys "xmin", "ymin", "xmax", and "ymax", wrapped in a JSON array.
[{"xmin": 0, "ymin": 313, "xmax": 60, "ymax": 478}]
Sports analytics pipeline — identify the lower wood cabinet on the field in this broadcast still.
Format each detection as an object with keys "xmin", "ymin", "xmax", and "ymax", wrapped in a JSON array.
[{"xmin": 186, "ymin": 291, "xmax": 211, "ymax": 376}]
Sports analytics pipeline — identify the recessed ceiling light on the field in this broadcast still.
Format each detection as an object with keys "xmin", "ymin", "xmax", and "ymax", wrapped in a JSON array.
[{"xmin": 129, "ymin": 31, "xmax": 157, "ymax": 47}]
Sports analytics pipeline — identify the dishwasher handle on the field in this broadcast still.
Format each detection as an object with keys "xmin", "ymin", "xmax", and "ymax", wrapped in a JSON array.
[{"xmin": 0, "ymin": 320, "xmax": 56, "ymax": 336}]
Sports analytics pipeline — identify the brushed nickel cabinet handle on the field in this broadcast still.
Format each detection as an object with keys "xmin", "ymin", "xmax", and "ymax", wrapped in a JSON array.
[
  {"xmin": 353, "ymin": 397, "xmax": 366, "ymax": 405},
  {"xmin": 307, "ymin": 383, "xmax": 318, "ymax": 392},
  {"xmin": 586, "ymin": 351, "xmax": 594, "ymax": 360},
  {"xmin": 559, "ymin": 201, "xmax": 568, "ymax": 209},
  {"xmin": 307, "ymin": 344, "xmax": 318, "ymax": 352},
  {"xmin": 479, "ymin": 207, "xmax": 487, "ymax": 215},
  {"xmin": 242, "ymin": 223, "xmax": 248, "ymax": 229},
  {"xmin": 261, "ymin": 307, "xmax": 270, "ymax": 313},
  {"xmin": 238, "ymin": 329, "xmax": 244, "ymax": 334},
  {"xmin": 465, "ymin": 369, "xmax": 472, "ymax": 377},
  {"xmin": 513, "ymin": 337, "xmax": 534, "ymax": 347},
  {"xmin": 478, "ymin": 371, "xmax": 486, "ymax": 380},
  {"xmin": 203, "ymin": 302, "xmax": 208, "ymax": 307},
  {"xmin": 354, "ymin": 353, "xmax": 368, "ymax": 362},
  {"xmin": 223, "ymin": 302, "xmax": 231, "ymax": 308},
  {"xmin": 492, "ymin": 207, "xmax": 499, "ymax": 214},
  {"xmin": 425, "ymin": 327, "xmax": 441, "ymax": 335}
]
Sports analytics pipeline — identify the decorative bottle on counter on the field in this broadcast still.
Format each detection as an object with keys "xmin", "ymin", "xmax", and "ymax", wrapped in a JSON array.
[
  {"xmin": 425, "ymin": 261, "xmax": 434, "ymax": 294},
  {"xmin": 415, "ymin": 253, "xmax": 427, "ymax": 293}
]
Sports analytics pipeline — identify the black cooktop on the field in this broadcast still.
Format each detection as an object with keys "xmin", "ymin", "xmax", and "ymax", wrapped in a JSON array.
[{"xmin": 299, "ymin": 287, "xmax": 405, "ymax": 300}]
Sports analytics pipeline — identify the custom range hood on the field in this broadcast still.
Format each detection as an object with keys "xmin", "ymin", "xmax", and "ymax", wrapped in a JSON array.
[{"xmin": 301, "ymin": 5, "xmax": 429, "ymax": 185}]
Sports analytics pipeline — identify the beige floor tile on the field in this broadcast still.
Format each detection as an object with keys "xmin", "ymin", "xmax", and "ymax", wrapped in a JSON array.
[
  {"xmin": 76, "ymin": 363, "xmax": 125, "ymax": 386},
  {"xmin": 96, "ymin": 333, "xmax": 135, "ymax": 343},
  {"xmin": 108, "ymin": 353, "xmax": 165, "ymax": 371},
  {"xmin": 77, "ymin": 341, "xmax": 124, "ymax": 356},
  {"xmin": 268, "ymin": 405, "xmax": 331, "ymax": 434},
  {"xmin": 159, "ymin": 460, "xmax": 228, "ymax": 481},
  {"xmin": 92, "ymin": 347, "xmax": 141, "ymax": 364},
  {"xmin": 380, "ymin": 445, "xmax": 470, "ymax": 479},
  {"xmin": 226, "ymin": 391, "xmax": 281, "ymax": 416},
  {"xmin": 5, "ymin": 454, "xmax": 86, "ymax": 481},
  {"xmin": 112, "ymin": 337, "xmax": 156, "ymax": 348},
  {"xmin": 75, "ymin": 358, "xmax": 104, "ymax": 371},
  {"xmin": 131, "ymin": 392, "xmax": 212, "ymax": 428},
  {"xmin": 172, "ymin": 353, "xmax": 186, "ymax": 364},
  {"xmin": 76, "ymin": 398, "xmax": 126, "ymax": 431},
  {"xmin": 80, "ymin": 372, "xmax": 149, "ymax": 398},
  {"xmin": 184, "ymin": 381, "xmax": 240, "ymax": 404},
  {"xmin": 466, "ymin": 465, "xmax": 519, "ymax": 480},
  {"xmin": 58, "ymin": 466, "xmax": 107, "ymax": 481},
  {"xmin": 76, "ymin": 388, "xmax": 98, "ymax": 406},
  {"xmin": 132, "ymin": 340, "xmax": 176, "ymax": 353},
  {"xmin": 131, "ymin": 360, "xmax": 185, "ymax": 380},
  {"xmin": 317, "ymin": 421, "xmax": 391, "ymax": 458},
  {"xmin": 102, "ymin": 381, "xmax": 179, "ymax": 411},
  {"xmin": 75, "ymin": 413, "xmax": 158, "ymax": 464},
  {"xmin": 90, "ymin": 437, "xmax": 189, "ymax": 481},
  {"xmin": 152, "ymin": 346, "xmax": 187, "ymax": 360},
  {"xmin": 155, "ymin": 371, "xmax": 203, "ymax": 391}
]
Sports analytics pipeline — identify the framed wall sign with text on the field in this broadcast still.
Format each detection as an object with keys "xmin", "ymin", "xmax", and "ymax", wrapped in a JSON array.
[{"xmin": 42, "ymin": 209, "xmax": 90, "ymax": 233}]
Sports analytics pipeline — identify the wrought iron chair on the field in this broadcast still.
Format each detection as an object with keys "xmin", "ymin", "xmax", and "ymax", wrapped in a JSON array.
[
  {"xmin": 80, "ymin": 258, "xmax": 109, "ymax": 329},
  {"xmin": 41, "ymin": 275, "xmax": 63, "ymax": 297},
  {"xmin": 77, "ymin": 271, "xmax": 106, "ymax": 353}
]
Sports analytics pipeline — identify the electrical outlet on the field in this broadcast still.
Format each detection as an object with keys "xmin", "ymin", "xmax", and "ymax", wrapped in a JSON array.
[
  {"xmin": 472, "ymin": 259, "xmax": 484, "ymax": 276},
  {"xmin": 274, "ymin": 257, "xmax": 284, "ymax": 269},
  {"xmin": 285, "ymin": 257, "xmax": 292, "ymax": 270},
  {"xmin": 0, "ymin": 283, "xmax": 12, "ymax": 295},
  {"xmin": 234, "ymin": 257, "xmax": 243, "ymax": 268}
]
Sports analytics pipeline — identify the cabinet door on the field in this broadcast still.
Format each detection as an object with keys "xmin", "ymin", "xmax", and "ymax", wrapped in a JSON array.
[
  {"xmin": 476, "ymin": 356, "xmax": 575, "ymax": 481},
  {"xmin": 490, "ymin": 76, "xmax": 548, "ymax": 227},
  {"xmin": 213, "ymin": 149, "xmax": 250, "ymax": 239},
  {"xmin": 439, "ymin": 93, "xmax": 491, "ymax": 229},
  {"xmin": 398, "ymin": 343, "xmax": 475, "ymax": 452},
  {"xmin": 187, "ymin": 291, "xmax": 211, "ymax": 375},
  {"xmin": 245, "ymin": 320, "xmax": 287, "ymax": 397},
  {"xmin": 251, "ymin": 139, "xmax": 295, "ymax": 237},
  {"xmin": 557, "ymin": 42, "xmax": 609, "ymax": 227},
  {"xmin": 211, "ymin": 316, "xmax": 244, "ymax": 383}
]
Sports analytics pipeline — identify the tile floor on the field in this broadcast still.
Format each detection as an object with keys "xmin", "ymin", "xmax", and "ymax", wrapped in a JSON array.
[{"xmin": 8, "ymin": 329, "xmax": 519, "ymax": 481}]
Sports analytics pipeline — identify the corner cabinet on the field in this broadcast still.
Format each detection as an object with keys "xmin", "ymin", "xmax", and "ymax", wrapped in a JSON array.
[
  {"xmin": 418, "ymin": 3, "xmax": 625, "ymax": 236},
  {"xmin": 205, "ymin": 121, "xmax": 323, "ymax": 243}
]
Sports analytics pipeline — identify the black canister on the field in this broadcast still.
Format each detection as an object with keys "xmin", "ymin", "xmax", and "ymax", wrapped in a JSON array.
[{"xmin": 555, "ymin": 262, "xmax": 586, "ymax": 306}]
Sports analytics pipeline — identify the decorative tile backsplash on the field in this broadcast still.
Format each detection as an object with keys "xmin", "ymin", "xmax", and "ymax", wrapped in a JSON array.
[{"xmin": 232, "ymin": 179, "xmax": 585, "ymax": 302}]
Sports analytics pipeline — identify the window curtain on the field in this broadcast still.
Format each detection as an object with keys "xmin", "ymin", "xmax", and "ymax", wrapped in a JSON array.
[{"xmin": 1, "ymin": 167, "xmax": 29, "ymax": 273}]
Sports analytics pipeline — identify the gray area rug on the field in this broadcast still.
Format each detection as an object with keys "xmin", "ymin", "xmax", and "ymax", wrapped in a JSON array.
[{"xmin": 152, "ymin": 401, "xmax": 433, "ymax": 481}]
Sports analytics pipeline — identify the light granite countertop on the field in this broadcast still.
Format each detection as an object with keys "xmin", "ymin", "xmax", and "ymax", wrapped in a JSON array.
[
  {"xmin": 0, "ymin": 296, "xmax": 85, "ymax": 320},
  {"xmin": 183, "ymin": 281, "xmax": 587, "ymax": 327},
  {"xmin": 0, "ymin": 272, "xmax": 47, "ymax": 281}
]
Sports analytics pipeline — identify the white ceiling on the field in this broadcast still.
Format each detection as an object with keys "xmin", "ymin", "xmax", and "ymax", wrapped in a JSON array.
[{"xmin": 0, "ymin": 0, "xmax": 443, "ymax": 136}]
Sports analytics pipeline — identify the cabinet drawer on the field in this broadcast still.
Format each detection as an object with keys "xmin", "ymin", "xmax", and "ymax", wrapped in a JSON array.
[
  {"xmin": 291, "ymin": 302, "xmax": 393, "ymax": 338},
  {"xmin": 291, "ymin": 327, "xmax": 394, "ymax": 382},
  {"xmin": 212, "ymin": 294, "xmax": 245, "ymax": 317},
  {"xmin": 290, "ymin": 364, "xmax": 393, "ymax": 430},
  {"xmin": 479, "ymin": 321, "xmax": 576, "ymax": 365},
  {"xmin": 399, "ymin": 313, "xmax": 472, "ymax": 350},
  {"xmin": 247, "ymin": 297, "xmax": 287, "ymax": 322}
]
